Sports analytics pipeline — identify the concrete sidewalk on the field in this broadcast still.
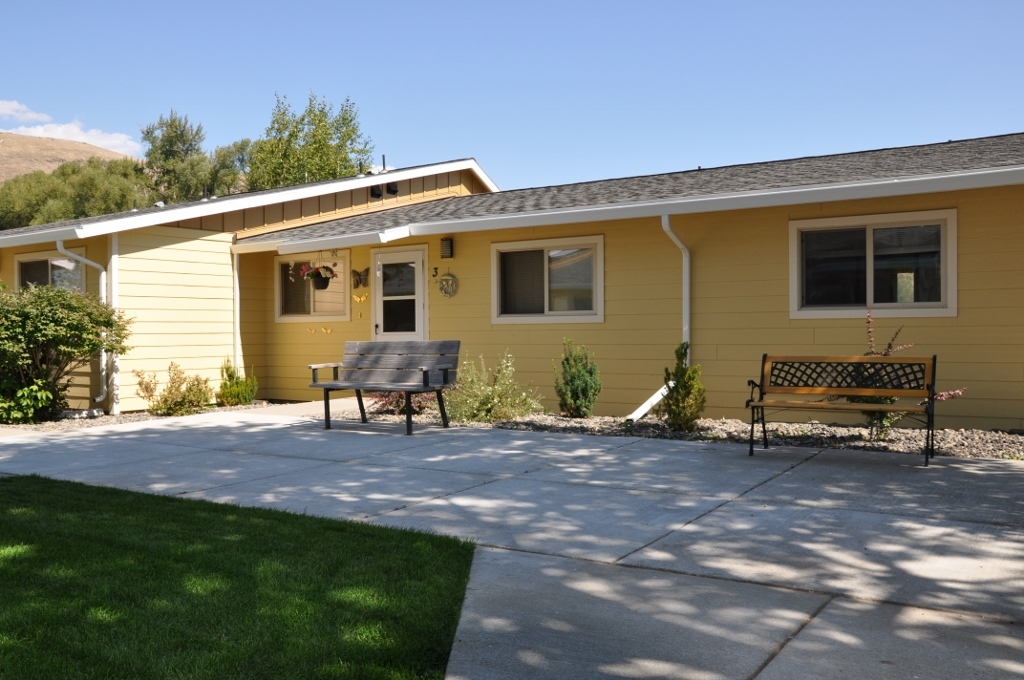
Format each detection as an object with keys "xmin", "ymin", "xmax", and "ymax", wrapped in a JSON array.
[{"xmin": 1, "ymin": 403, "xmax": 1022, "ymax": 679}]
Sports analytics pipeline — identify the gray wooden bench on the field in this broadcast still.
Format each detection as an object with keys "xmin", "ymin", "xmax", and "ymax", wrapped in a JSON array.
[
  {"xmin": 746, "ymin": 354, "xmax": 937, "ymax": 465},
  {"xmin": 309, "ymin": 340, "xmax": 460, "ymax": 435}
]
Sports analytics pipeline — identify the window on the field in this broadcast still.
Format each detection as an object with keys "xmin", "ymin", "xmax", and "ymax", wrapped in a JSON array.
[
  {"xmin": 15, "ymin": 250, "xmax": 85, "ymax": 291},
  {"xmin": 491, "ymin": 236, "xmax": 604, "ymax": 323},
  {"xmin": 274, "ymin": 251, "xmax": 350, "ymax": 322},
  {"xmin": 790, "ymin": 210, "xmax": 956, "ymax": 318}
]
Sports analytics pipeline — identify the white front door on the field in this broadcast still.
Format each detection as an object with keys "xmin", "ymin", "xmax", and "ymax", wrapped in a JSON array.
[{"xmin": 372, "ymin": 248, "xmax": 426, "ymax": 341}]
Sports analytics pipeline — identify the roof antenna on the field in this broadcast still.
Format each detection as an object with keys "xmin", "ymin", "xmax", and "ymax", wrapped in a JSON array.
[{"xmin": 382, "ymin": 154, "xmax": 386, "ymax": 173}]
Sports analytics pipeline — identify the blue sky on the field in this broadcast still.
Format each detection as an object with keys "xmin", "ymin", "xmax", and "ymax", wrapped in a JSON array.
[{"xmin": 3, "ymin": 1, "xmax": 1022, "ymax": 190}]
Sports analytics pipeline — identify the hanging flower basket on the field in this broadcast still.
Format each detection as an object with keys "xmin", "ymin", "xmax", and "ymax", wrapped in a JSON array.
[{"xmin": 299, "ymin": 263, "xmax": 337, "ymax": 290}]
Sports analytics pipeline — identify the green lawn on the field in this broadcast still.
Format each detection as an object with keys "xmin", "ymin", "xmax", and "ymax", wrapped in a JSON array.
[{"xmin": 0, "ymin": 475, "xmax": 475, "ymax": 680}]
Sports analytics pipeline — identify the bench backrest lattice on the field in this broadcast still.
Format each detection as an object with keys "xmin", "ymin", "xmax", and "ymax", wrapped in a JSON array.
[{"xmin": 762, "ymin": 355, "xmax": 934, "ymax": 400}]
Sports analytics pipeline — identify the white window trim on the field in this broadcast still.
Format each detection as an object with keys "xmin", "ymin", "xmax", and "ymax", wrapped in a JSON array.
[
  {"xmin": 789, "ymin": 209, "xmax": 957, "ymax": 319},
  {"xmin": 491, "ymin": 235, "xmax": 604, "ymax": 324},
  {"xmin": 274, "ymin": 251, "xmax": 351, "ymax": 323},
  {"xmin": 14, "ymin": 247, "xmax": 86, "ymax": 291}
]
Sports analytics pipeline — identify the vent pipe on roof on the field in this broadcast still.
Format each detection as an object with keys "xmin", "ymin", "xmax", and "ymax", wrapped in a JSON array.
[{"xmin": 56, "ymin": 241, "xmax": 109, "ymax": 408}]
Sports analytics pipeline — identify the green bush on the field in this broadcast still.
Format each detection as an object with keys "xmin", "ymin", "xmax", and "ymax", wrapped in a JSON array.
[
  {"xmin": 216, "ymin": 358, "xmax": 258, "ymax": 406},
  {"xmin": 446, "ymin": 352, "xmax": 543, "ymax": 422},
  {"xmin": 655, "ymin": 342, "xmax": 706, "ymax": 432},
  {"xmin": 0, "ymin": 380, "xmax": 54, "ymax": 424},
  {"xmin": 553, "ymin": 339, "xmax": 601, "ymax": 417},
  {"xmin": 134, "ymin": 362, "xmax": 214, "ymax": 416},
  {"xmin": 0, "ymin": 284, "xmax": 131, "ymax": 422}
]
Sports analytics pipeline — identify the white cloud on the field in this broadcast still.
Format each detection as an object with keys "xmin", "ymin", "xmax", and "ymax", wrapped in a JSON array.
[
  {"xmin": 2, "ymin": 119, "xmax": 142, "ymax": 156},
  {"xmin": 0, "ymin": 100, "xmax": 52, "ymax": 123}
]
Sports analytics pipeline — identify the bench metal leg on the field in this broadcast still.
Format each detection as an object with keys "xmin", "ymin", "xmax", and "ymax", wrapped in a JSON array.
[
  {"xmin": 355, "ymin": 390, "xmax": 367, "ymax": 423},
  {"xmin": 323, "ymin": 389, "xmax": 332, "ymax": 430},
  {"xmin": 436, "ymin": 390, "xmax": 449, "ymax": 428},
  {"xmin": 405, "ymin": 392, "xmax": 413, "ymax": 435},
  {"xmin": 749, "ymin": 406, "xmax": 768, "ymax": 456}
]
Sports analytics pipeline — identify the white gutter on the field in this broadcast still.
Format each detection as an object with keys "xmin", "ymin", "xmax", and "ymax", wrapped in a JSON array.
[
  {"xmin": 660, "ymin": 215, "xmax": 691, "ymax": 348},
  {"xmin": 56, "ymin": 241, "xmax": 108, "ymax": 407},
  {"xmin": 108, "ymin": 233, "xmax": 120, "ymax": 415},
  {"xmin": 266, "ymin": 164, "xmax": 1024, "ymax": 252}
]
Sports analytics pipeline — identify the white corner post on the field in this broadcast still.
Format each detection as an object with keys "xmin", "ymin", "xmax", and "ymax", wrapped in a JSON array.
[
  {"xmin": 108, "ymin": 233, "xmax": 120, "ymax": 415},
  {"xmin": 56, "ymin": 240, "xmax": 109, "ymax": 409},
  {"xmin": 233, "ymin": 252, "xmax": 242, "ymax": 374}
]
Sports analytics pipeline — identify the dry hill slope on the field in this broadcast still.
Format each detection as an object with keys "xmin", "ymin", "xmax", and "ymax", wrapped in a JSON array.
[{"xmin": 0, "ymin": 132, "xmax": 136, "ymax": 184}]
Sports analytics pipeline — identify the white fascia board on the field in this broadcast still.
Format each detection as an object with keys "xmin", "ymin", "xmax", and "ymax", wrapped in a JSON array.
[
  {"xmin": 231, "ymin": 239, "xmax": 285, "ymax": 254},
  {"xmin": 0, "ymin": 227, "xmax": 80, "ymax": 248},
  {"xmin": 259, "ymin": 163, "xmax": 1024, "ymax": 253},
  {"xmin": 0, "ymin": 159, "xmax": 497, "ymax": 249}
]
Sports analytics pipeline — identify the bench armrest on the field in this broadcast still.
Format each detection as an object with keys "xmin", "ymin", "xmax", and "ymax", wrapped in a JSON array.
[
  {"xmin": 309, "ymin": 362, "xmax": 343, "ymax": 383},
  {"xmin": 745, "ymin": 379, "xmax": 762, "ymax": 408}
]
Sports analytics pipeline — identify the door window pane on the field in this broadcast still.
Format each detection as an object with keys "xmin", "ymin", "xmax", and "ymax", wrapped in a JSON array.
[
  {"xmin": 801, "ymin": 228, "xmax": 866, "ymax": 307},
  {"xmin": 382, "ymin": 299, "xmax": 416, "ymax": 332},
  {"xmin": 548, "ymin": 247, "xmax": 593, "ymax": 312},
  {"xmin": 873, "ymin": 225, "xmax": 941, "ymax": 303},
  {"xmin": 382, "ymin": 263, "xmax": 416, "ymax": 296}
]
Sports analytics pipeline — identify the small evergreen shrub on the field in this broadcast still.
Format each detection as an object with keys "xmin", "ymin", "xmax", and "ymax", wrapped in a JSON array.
[
  {"xmin": 446, "ymin": 352, "xmax": 543, "ymax": 422},
  {"xmin": 216, "ymin": 358, "xmax": 258, "ymax": 406},
  {"xmin": 553, "ymin": 339, "xmax": 601, "ymax": 417},
  {"xmin": 656, "ymin": 342, "xmax": 706, "ymax": 432},
  {"xmin": 134, "ymin": 362, "xmax": 214, "ymax": 416}
]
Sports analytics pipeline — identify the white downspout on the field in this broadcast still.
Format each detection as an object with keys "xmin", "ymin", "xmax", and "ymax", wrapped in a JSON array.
[
  {"xmin": 56, "ymin": 241, "xmax": 108, "ymax": 407},
  {"xmin": 660, "ymin": 215, "xmax": 691, "ymax": 348},
  {"xmin": 624, "ymin": 216, "xmax": 693, "ymax": 422},
  {"xmin": 232, "ymin": 252, "xmax": 241, "ymax": 372},
  {"xmin": 108, "ymin": 233, "xmax": 120, "ymax": 415}
]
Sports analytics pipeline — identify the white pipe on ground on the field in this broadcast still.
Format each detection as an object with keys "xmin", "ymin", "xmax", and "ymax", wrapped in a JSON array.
[{"xmin": 56, "ymin": 241, "xmax": 108, "ymax": 407}]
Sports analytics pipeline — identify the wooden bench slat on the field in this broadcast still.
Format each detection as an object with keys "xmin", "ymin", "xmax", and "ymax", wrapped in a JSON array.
[
  {"xmin": 309, "ymin": 340, "xmax": 461, "ymax": 435},
  {"xmin": 750, "ymin": 400, "xmax": 927, "ymax": 414}
]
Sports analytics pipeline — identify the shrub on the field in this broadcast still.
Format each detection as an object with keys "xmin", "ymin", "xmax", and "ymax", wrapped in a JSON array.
[
  {"xmin": 0, "ymin": 284, "xmax": 131, "ymax": 422},
  {"xmin": 368, "ymin": 391, "xmax": 437, "ymax": 415},
  {"xmin": 134, "ymin": 362, "xmax": 214, "ymax": 416},
  {"xmin": 553, "ymin": 339, "xmax": 601, "ymax": 417},
  {"xmin": 851, "ymin": 311, "xmax": 965, "ymax": 440},
  {"xmin": 446, "ymin": 352, "xmax": 543, "ymax": 422},
  {"xmin": 0, "ymin": 380, "xmax": 54, "ymax": 424},
  {"xmin": 655, "ymin": 342, "xmax": 706, "ymax": 432},
  {"xmin": 216, "ymin": 358, "xmax": 258, "ymax": 406}
]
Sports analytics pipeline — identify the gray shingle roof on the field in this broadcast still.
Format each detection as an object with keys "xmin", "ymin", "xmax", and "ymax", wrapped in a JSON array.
[{"xmin": 239, "ymin": 133, "xmax": 1024, "ymax": 245}]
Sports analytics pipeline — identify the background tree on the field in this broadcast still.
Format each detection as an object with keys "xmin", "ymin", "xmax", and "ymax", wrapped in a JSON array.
[
  {"xmin": 247, "ymin": 93, "xmax": 373, "ymax": 190},
  {"xmin": 141, "ymin": 110, "xmax": 249, "ymax": 202},
  {"xmin": 0, "ymin": 158, "xmax": 155, "ymax": 230}
]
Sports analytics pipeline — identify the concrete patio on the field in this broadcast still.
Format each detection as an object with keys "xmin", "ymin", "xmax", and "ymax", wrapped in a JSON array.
[{"xmin": 1, "ymin": 402, "xmax": 1022, "ymax": 679}]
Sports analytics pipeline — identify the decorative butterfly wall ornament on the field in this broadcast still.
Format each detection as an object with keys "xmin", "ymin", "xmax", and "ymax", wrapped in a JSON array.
[
  {"xmin": 321, "ymin": 327, "xmax": 332, "ymax": 334},
  {"xmin": 352, "ymin": 293, "xmax": 368, "ymax": 303},
  {"xmin": 352, "ymin": 268, "xmax": 370, "ymax": 289}
]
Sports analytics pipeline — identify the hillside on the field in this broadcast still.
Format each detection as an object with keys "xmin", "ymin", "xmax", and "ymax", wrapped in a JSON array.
[{"xmin": 0, "ymin": 132, "xmax": 136, "ymax": 184}]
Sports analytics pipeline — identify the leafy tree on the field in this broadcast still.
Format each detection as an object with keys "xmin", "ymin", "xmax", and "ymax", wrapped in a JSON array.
[
  {"xmin": 247, "ymin": 93, "xmax": 373, "ymax": 190},
  {"xmin": 0, "ymin": 285, "xmax": 132, "ymax": 422},
  {"xmin": 140, "ymin": 110, "xmax": 250, "ymax": 202},
  {"xmin": 0, "ymin": 158, "xmax": 154, "ymax": 230}
]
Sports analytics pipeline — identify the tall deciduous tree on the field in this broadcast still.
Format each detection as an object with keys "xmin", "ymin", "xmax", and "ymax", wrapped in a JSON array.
[
  {"xmin": 247, "ymin": 93, "xmax": 373, "ymax": 191},
  {"xmin": 140, "ymin": 110, "xmax": 249, "ymax": 202},
  {"xmin": 0, "ymin": 158, "xmax": 155, "ymax": 230}
]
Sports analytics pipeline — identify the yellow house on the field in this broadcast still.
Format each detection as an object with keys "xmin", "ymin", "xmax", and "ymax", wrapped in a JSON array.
[{"xmin": 2, "ymin": 135, "xmax": 1022, "ymax": 431}]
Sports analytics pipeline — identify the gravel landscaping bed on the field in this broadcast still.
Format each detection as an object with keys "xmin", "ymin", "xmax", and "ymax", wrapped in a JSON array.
[{"xmin": 3, "ymin": 403, "xmax": 1022, "ymax": 461}]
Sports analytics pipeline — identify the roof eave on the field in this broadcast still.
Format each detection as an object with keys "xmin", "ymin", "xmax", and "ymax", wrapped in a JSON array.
[{"xmin": 274, "ymin": 164, "xmax": 1024, "ymax": 251}]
